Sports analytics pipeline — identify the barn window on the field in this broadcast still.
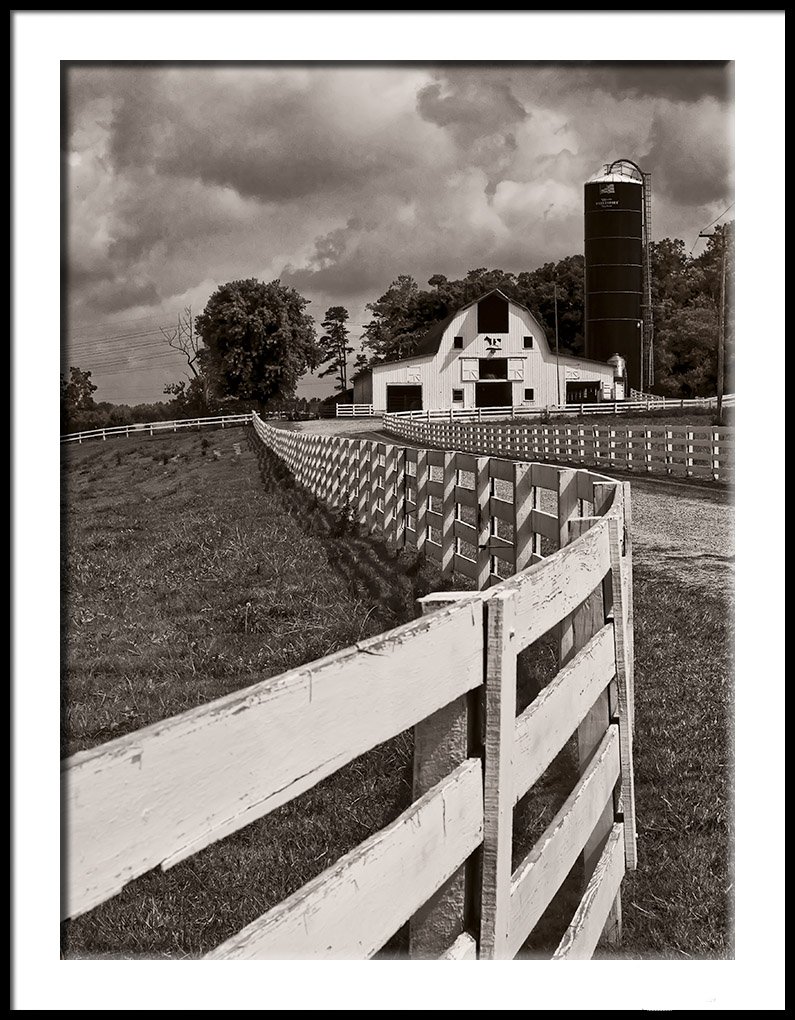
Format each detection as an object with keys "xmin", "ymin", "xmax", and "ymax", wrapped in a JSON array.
[
  {"xmin": 479, "ymin": 358, "xmax": 508, "ymax": 380},
  {"xmin": 524, "ymin": 388, "xmax": 535, "ymax": 401},
  {"xmin": 453, "ymin": 336, "xmax": 464, "ymax": 349},
  {"xmin": 452, "ymin": 388, "xmax": 463, "ymax": 402},
  {"xmin": 477, "ymin": 292, "xmax": 509, "ymax": 333},
  {"xmin": 523, "ymin": 335, "xmax": 534, "ymax": 349}
]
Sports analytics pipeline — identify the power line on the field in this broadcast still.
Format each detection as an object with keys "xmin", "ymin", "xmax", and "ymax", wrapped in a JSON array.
[
  {"xmin": 66, "ymin": 327, "xmax": 174, "ymax": 349},
  {"xmin": 65, "ymin": 311, "xmax": 182, "ymax": 334},
  {"xmin": 690, "ymin": 202, "xmax": 735, "ymax": 254},
  {"xmin": 67, "ymin": 339, "xmax": 167, "ymax": 360}
]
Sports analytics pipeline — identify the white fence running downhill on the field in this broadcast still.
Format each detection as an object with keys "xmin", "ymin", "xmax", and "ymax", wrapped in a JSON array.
[
  {"xmin": 60, "ymin": 414, "xmax": 251, "ymax": 444},
  {"xmin": 62, "ymin": 412, "xmax": 636, "ymax": 960},
  {"xmin": 384, "ymin": 412, "xmax": 734, "ymax": 483}
]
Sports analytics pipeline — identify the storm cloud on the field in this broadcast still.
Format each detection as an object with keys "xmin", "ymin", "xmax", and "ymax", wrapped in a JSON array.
[{"xmin": 64, "ymin": 60, "xmax": 734, "ymax": 402}]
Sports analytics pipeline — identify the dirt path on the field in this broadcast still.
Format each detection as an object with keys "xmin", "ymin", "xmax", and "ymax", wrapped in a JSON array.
[{"xmin": 288, "ymin": 418, "xmax": 734, "ymax": 594}]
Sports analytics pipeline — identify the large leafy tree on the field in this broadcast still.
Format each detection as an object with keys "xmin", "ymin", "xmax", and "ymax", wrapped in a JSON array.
[
  {"xmin": 195, "ymin": 279, "xmax": 319, "ymax": 405},
  {"xmin": 317, "ymin": 306, "xmax": 354, "ymax": 393},
  {"xmin": 60, "ymin": 366, "xmax": 98, "ymax": 431},
  {"xmin": 650, "ymin": 222, "xmax": 734, "ymax": 398}
]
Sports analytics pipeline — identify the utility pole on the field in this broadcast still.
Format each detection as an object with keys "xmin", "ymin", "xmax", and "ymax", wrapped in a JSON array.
[
  {"xmin": 554, "ymin": 279, "xmax": 561, "ymax": 406},
  {"xmin": 699, "ymin": 228, "xmax": 727, "ymax": 424}
]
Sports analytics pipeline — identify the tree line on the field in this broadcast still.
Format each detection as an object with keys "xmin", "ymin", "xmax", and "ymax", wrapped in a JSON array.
[{"xmin": 62, "ymin": 224, "xmax": 733, "ymax": 431}]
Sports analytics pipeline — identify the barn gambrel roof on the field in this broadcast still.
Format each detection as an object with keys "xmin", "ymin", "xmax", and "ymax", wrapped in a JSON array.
[{"xmin": 376, "ymin": 289, "xmax": 531, "ymax": 367}]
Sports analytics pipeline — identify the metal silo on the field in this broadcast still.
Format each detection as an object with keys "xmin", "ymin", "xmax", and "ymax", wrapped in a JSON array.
[{"xmin": 584, "ymin": 159, "xmax": 652, "ymax": 393}]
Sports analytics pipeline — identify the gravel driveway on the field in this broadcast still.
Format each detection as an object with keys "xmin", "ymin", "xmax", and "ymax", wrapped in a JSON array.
[{"xmin": 289, "ymin": 418, "xmax": 735, "ymax": 595}]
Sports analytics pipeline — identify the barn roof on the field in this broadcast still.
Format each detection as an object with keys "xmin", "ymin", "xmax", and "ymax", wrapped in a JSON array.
[{"xmin": 374, "ymin": 289, "xmax": 522, "ymax": 367}]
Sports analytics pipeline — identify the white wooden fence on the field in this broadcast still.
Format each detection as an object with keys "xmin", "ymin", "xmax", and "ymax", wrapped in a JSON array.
[
  {"xmin": 383, "ymin": 413, "xmax": 734, "ymax": 483},
  {"xmin": 60, "ymin": 414, "xmax": 251, "ymax": 444},
  {"xmin": 370, "ymin": 393, "xmax": 734, "ymax": 423},
  {"xmin": 335, "ymin": 403, "xmax": 375, "ymax": 417},
  {"xmin": 62, "ymin": 413, "xmax": 636, "ymax": 960}
]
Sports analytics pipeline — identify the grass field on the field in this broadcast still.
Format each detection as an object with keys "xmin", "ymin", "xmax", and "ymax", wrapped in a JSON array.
[{"xmin": 61, "ymin": 425, "xmax": 732, "ymax": 959}]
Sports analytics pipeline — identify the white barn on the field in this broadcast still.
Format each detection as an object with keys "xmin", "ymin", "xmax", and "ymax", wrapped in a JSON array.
[{"xmin": 353, "ymin": 289, "xmax": 625, "ymax": 413}]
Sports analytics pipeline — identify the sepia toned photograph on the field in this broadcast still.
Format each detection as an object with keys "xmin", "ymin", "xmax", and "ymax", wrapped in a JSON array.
[{"xmin": 11, "ymin": 10, "xmax": 784, "ymax": 1012}]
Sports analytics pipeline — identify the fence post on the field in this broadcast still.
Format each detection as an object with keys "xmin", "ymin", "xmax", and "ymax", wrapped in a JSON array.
[
  {"xmin": 475, "ymin": 457, "xmax": 491, "ymax": 590},
  {"xmin": 479, "ymin": 587, "xmax": 517, "ymax": 959},
  {"xmin": 712, "ymin": 427, "xmax": 720, "ymax": 481},
  {"xmin": 440, "ymin": 452, "xmax": 456, "ymax": 577},
  {"xmin": 559, "ymin": 480, "xmax": 624, "ymax": 946},
  {"xmin": 365, "ymin": 442, "xmax": 378, "ymax": 533},
  {"xmin": 556, "ymin": 467, "xmax": 580, "ymax": 662},
  {"xmin": 414, "ymin": 449, "xmax": 429, "ymax": 554},
  {"xmin": 393, "ymin": 447, "xmax": 407, "ymax": 549},
  {"xmin": 409, "ymin": 592, "xmax": 480, "ymax": 959},
  {"xmin": 686, "ymin": 427, "xmax": 694, "ymax": 477},
  {"xmin": 603, "ymin": 498, "xmax": 637, "ymax": 874}
]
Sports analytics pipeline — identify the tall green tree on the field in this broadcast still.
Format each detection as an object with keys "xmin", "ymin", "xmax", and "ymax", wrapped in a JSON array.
[
  {"xmin": 61, "ymin": 366, "xmax": 98, "ymax": 431},
  {"xmin": 317, "ymin": 306, "xmax": 354, "ymax": 393},
  {"xmin": 195, "ymin": 279, "xmax": 319, "ymax": 406},
  {"xmin": 649, "ymin": 222, "xmax": 734, "ymax": 398}
]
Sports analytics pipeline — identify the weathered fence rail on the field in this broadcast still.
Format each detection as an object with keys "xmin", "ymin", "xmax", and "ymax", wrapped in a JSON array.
[
  {"xmin": 62, "ymin": 413, "xmax": 636, "ymax": 960},
  {"xmin": 383, "ymin": 413, "xmax": 734, "ymax": 483}
]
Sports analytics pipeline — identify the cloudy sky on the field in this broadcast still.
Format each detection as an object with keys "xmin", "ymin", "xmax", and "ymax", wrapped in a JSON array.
[{"xmin": 64, "ymin": 58, "xmax": 734, "ymax": 405}]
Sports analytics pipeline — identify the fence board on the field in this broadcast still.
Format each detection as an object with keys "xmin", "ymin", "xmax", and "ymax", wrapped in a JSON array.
[
  {"xmin": 439, "ymin": 932, "xmax": 478, "ymax": 960},
  {"xmin": 506, "ymin": 518, "xmax": 612, "ymax": 650},
  {"xmin": 530, "ymin": 508, "xmax": 559, "ymax": 544},
  {"xmin": 454, "ymin": 452, "xmax": 479, "ymax": 473},
  {"xmin": 507, "ymin": 725, "xmax": 620, "ymax": 959},
  {"xmin": 529, "ymin": 463, "xmax": 560, "ymax": 491},
  {"xmin": 488, "ymin": 495, "xmax": 514, "ymax": 523},
  {"xmin": 452, "ymin": 553, "xmax": 479, "ymax": 581},
  {"xmin": 552, "ymin": 822, "xmax": 626, "ymax": 960},
  {"xmin": 62, "ymin": 598, "xmax": 484, "ymax": 920},
  {"xmin": 208, "ymin": 759, "xmax": 484, "ymax": 960},
  {"xmin": 454, "ymin": 485, "xmax": 477, "ymax": 508},
  {"xmin": 513, "ymin": 623, "xmax": 616, "ymax": 804}
]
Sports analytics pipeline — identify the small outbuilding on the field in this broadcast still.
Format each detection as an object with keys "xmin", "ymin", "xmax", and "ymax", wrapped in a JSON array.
[{"xmin": 353, "ymin": 289, "xmax": 625, "ymax": 413}]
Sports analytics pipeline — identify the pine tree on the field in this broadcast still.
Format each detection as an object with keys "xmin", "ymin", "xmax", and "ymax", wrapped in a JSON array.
[{"xmin": 317, "ymin": 306, "xmax": 354, "ymax": 393}]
